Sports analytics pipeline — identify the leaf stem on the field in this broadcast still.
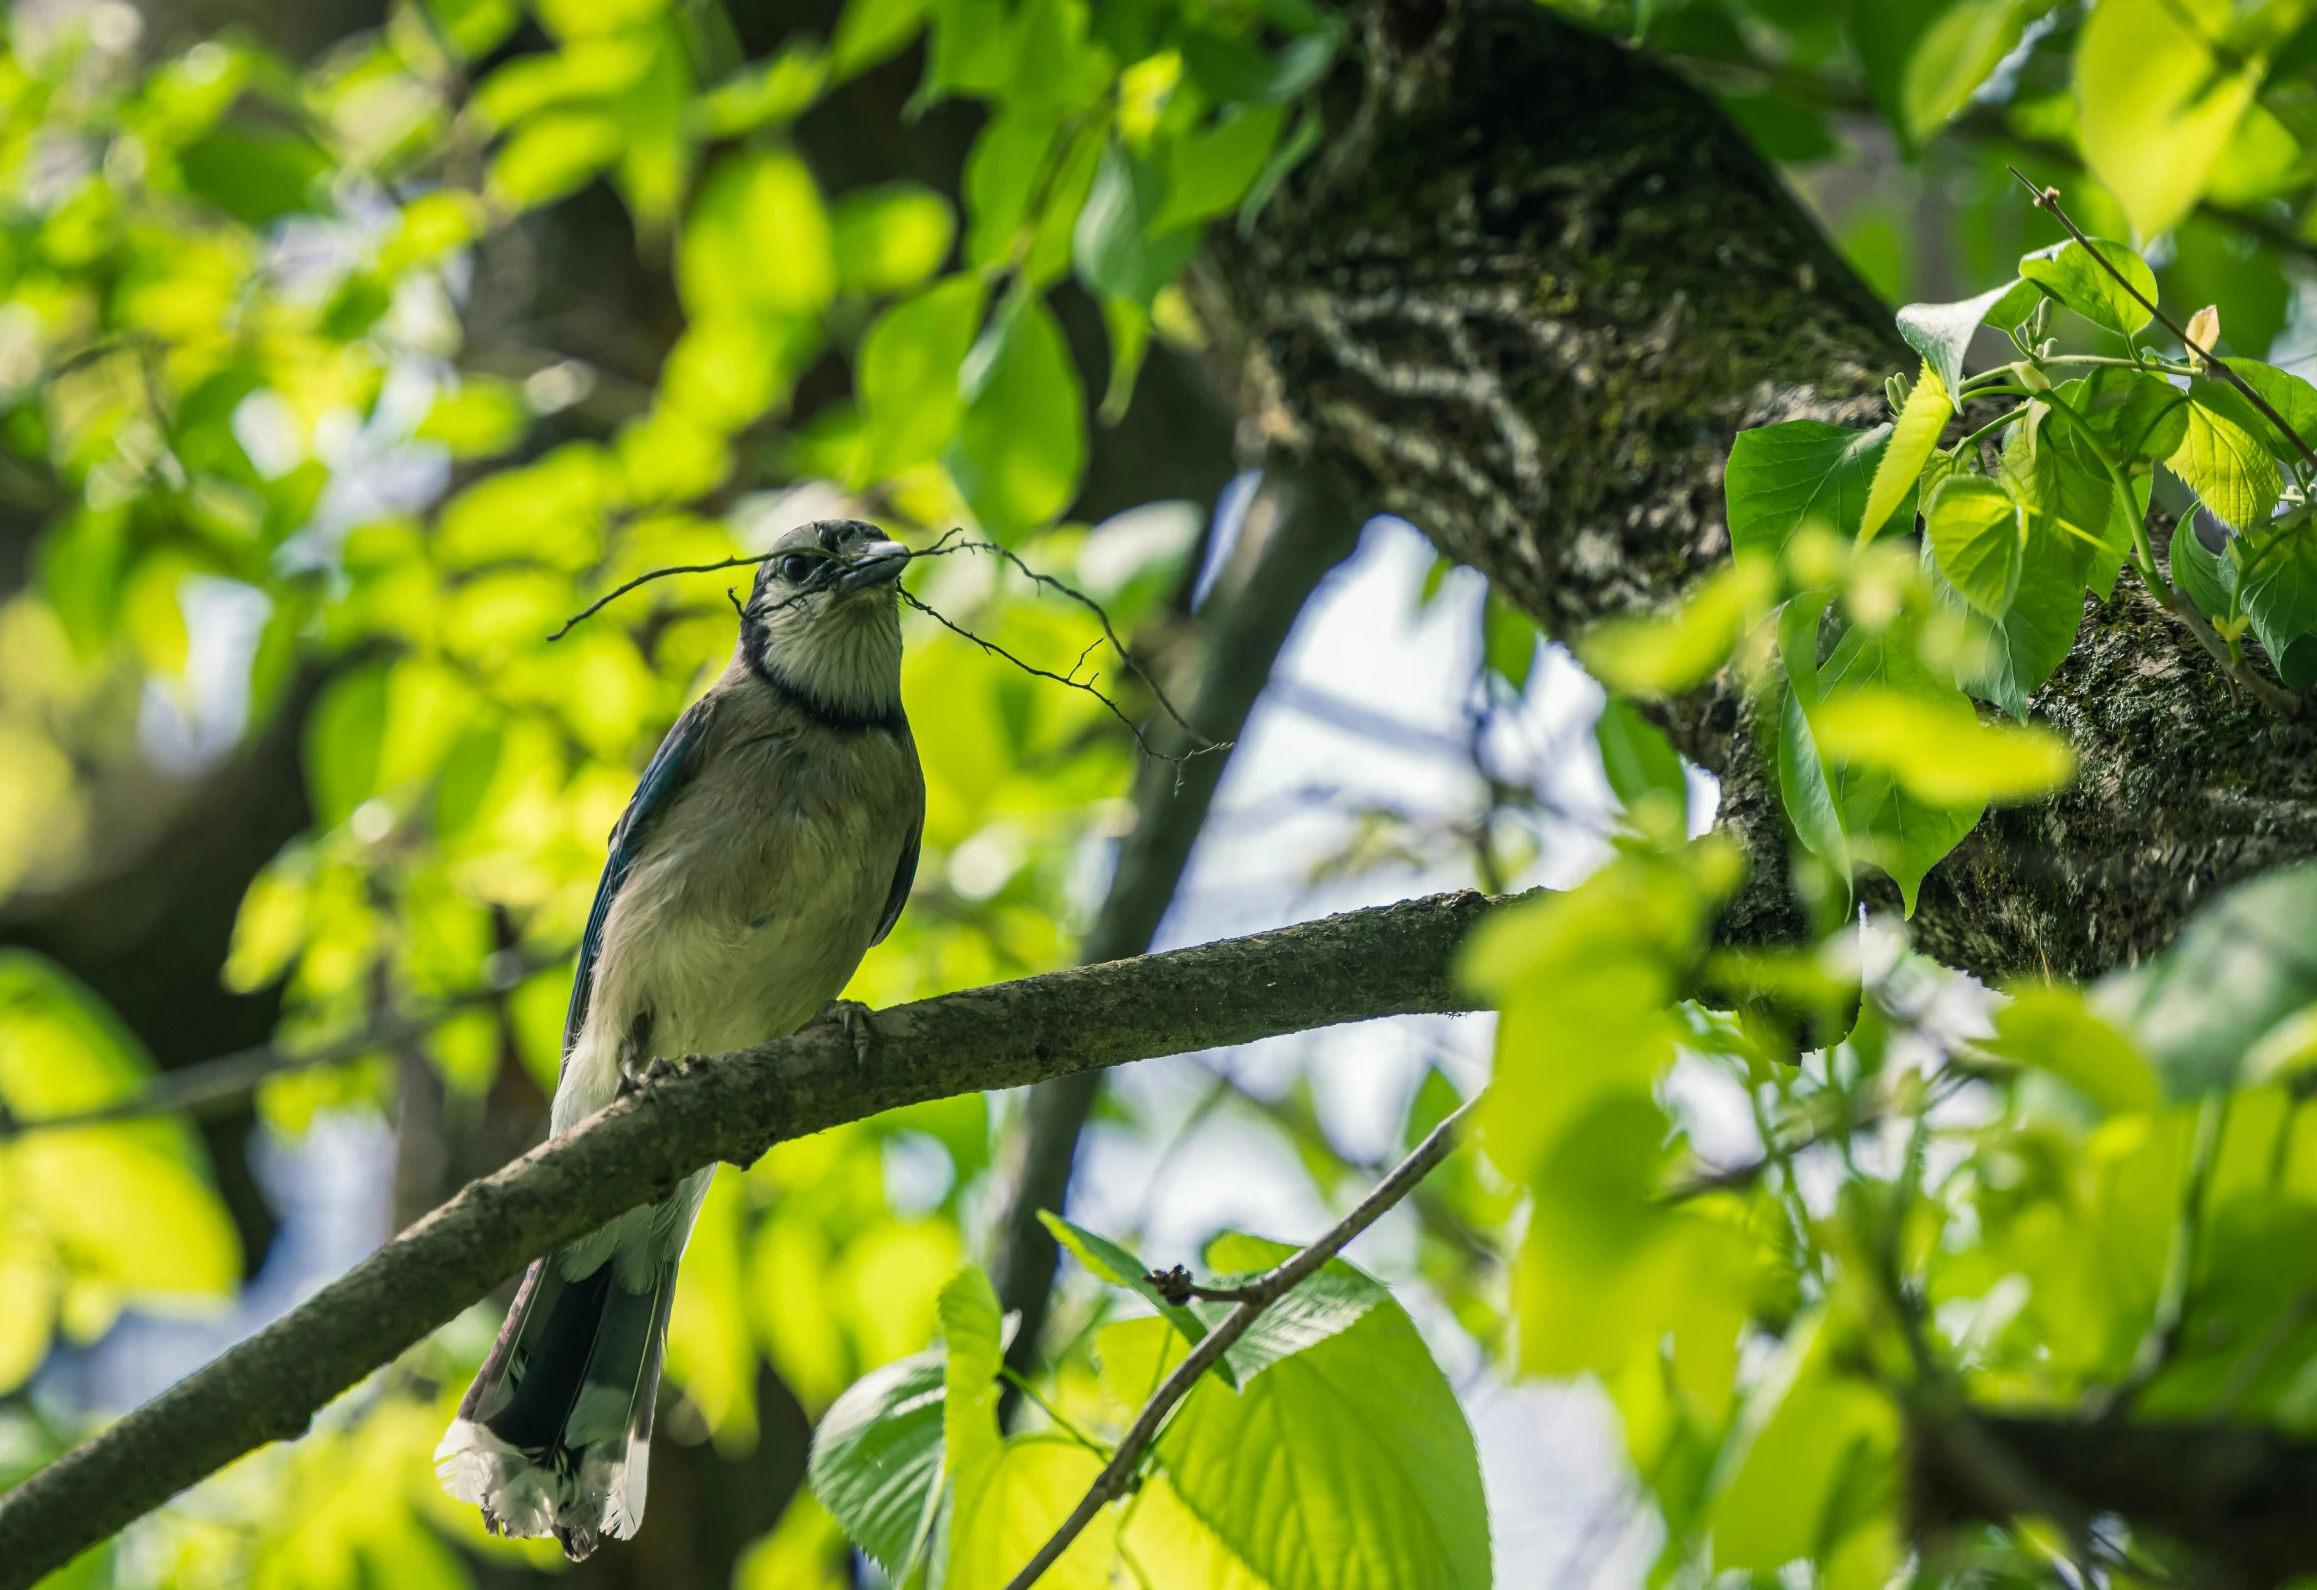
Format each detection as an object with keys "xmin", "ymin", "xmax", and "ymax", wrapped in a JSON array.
[{"xmin": 997, "ymin": 1095, "xmax": 1480, "ymax": 1590}]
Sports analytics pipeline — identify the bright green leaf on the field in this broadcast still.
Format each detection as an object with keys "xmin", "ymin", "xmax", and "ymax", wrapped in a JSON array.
[
  {"xmin": 939, "ymin": 1262, "xmax": 1004, "ymax": 1479},
  {"xmin": 2077, "ymin": 0, "xmax": 2262, "ymax": 242},
  {"xmin": 949, "ymin": 292, "xmax": 1086, "ymax": 540},
  {"xmin": 1862, "ymin": 361, "xmax": 1950, "ymax": 543},
  {"xmin": 1595, "ymin": 695, "xmax": 1689, "ymax": 825},
  {"xmin": 832, "ymin": 183, "xmax": 957, "ymax": 297},
  {"xmin": 804, "ymin": 1350, "xmax": 946, "ymax": 1576},
  {"xmin": 1897, "ymin": 279, "xmax": 2041, "ymax": 400},
  {"xmin": 1159, "ymin": 1295, "xmax": 1490, "ymax": 1590},
  {"xmin": 1073, "ymin": 143, "xmax": 1198, "ymax": 308},
  {"xmin": 1924, "ymin": 474, "xmax": 2022, "ymax": 617},
  {"xmin": 1579, "ymin": 559, "xmax": 1776, "ymax": 700},
  {"xmin": 1038, "ymin": 1210, "xmax": 1217, "ymax": 1370},
  {"xmin": 1982, "ymin": 985, "xmax": 2161, "ymax": 1115},
  {"xmin": 2019, "ymin": 237, "xmax": 2159, "ymax": 338},
  {"xmin": 1902, "ymin": 0, "xmax": 2025, "ymax": 142},
  {"xmin": 2170, "ymin": 385, "xmax": 2283, "ymax": 531},
  {"xmin": 858, "ymin": 274, "xmax": 988, "ymax": 480},
  {"xmin": 679, "ymin": 149, "xmax": 836, "ymax": 321},
  {"xmin": 1726, "ymin": 421, "xmax": 1892, "ymax": 561}
]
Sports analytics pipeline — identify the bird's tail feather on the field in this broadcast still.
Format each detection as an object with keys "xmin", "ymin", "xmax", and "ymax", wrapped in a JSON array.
[{"xmin": 435, "ymin": 1249, "xmax": 677, "ymax": 1560}]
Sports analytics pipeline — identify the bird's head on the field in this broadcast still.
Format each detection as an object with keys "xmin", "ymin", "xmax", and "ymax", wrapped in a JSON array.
[{"xmin": 738, "ymin": 519, "xmax": 910, "ymax": 725}]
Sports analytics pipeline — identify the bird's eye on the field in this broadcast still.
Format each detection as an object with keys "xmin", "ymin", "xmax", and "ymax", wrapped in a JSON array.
[{"xmin": 776, "ymin": 554, "xmax": 815, "ymax": 583}]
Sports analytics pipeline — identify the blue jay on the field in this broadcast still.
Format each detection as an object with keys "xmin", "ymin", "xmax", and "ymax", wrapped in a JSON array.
[{"xmin": 436, "ymin": 519, "xmax": 924, "ymax": 1558}]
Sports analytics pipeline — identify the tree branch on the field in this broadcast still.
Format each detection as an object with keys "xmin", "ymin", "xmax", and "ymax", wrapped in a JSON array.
[
  {"xmin": 0, "ymin": 888, "xmax": 1507, "ymax": 1590},
  {"xmin": 991, "ymin": 468, "xmax": 1360, "ymax": 1396},
  {"xmin": 1001, "ymin": 1094, "xmax": 1479, "ymax": 1590}
]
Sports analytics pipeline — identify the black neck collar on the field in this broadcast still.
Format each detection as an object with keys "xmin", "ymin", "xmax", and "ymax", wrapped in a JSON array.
[{"xmin": 744, "ymin": 641, "xmax": 907, "ymax": 736}]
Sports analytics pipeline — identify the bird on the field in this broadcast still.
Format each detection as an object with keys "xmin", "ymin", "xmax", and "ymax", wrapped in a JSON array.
[{"xmin": 435, "ymin": 518, "xmax": 925, "ymax": 1559}]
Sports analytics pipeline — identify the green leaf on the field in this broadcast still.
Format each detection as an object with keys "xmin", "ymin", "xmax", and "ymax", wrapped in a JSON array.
[
  {"xmin": 1158, "ymin": 1294, "xmax": 1490, "ymax": 1590},
  {"xmin": 2171, "ymin": 510, "xmax": 2238, "ymax": 624},
  {"xmin": 2057, "ymin": 367, "xmax": 2192, "ymax": 464},
  {"xmin": 1708, "ymin": 1312, "xmax": 1899, "ymax": 1577},
  {"xmin": 1154, "ymin": 105, "xmax": 1285, "ymax": 232},
  {"xmin": 1934, "ymin": 526, "xmax": 2088, "ymax": 719},
  {"xmin": 2097, "ymin": 859, "xmax": 2317, "ymax": 1095},
  {"xmin": 415, "ymin": 378, "xmax": 531, "ymax": 460},
  {"xmin": 1896, "ymin": 279, "xmax": 2039, "ymax": 408},
  {"xmin": 679, "ymin": 149, "xmax": 835, "ymax": 321},
  {"xmin": 949, "ymin": 291, "xmax": 1086, "ymax": 540},
  {"xmin": 1072, "ymin": 143, "xmax": 1198, "ymax": 307},
  {"xmin": 1595, "ymin": 695, "xmax": 1689, "ymax": 823},
  {"xmin": 178, "ymin": 126, "xmax": 332, "ymax": 225},
  {"xmin": 1578, "ymin": 559, "xmax": 1776, "ymax": 700},
  {"xmin": 947, "ymin": 1436, "xmax": 1114, "ymax": 1589},
  {"xmin": 1812, "ymin": 686, "xmax": 2076, "ymax": 807},
  {"xmin": 2227, "ymin": 359, "xmax": 2317, "ymax": 462},
  {"xmin": 832, "ymin": 183, "xmax": 956, "ymax": 297},
  {"xmin": 830, "ymin": 0, "xmax": 926, "ymax": 79},
  {"xmin": 2238, "ymin": 513, "xmax": 2317, "ymax": 674},
  {"xmin": 963, "ymin": 110, "xmax": 1058, "ymax": 268},
  {"xmin": 940, "ymin": 1263, "xmax": 1004, "ymax": 1479},
  {"xmin": 1982, "ymin": 985, "xmax": 2161, "ymax": 1116},
  {"xmin": 486, "ymin": 110, "xmax": 622, "ymax": 210},
  {"xmin": 1483, "ymin": 589, "xmax": 1539, "ymax": 690},
  {"xmin": 1725, "ymin": 421, "xmax": 1892, "ymax": 561},
  {"xmin": 1037, "ymin": 1210, "xmax": 1218, "ymax": 1373},
  {"xmin": 1180, "ymin": 28, "xmax": 1338, "ymax": 106},
  {"xmin": 857, "ymin": 274, "xmax": 987, "ymax": 480},
  {"xmin": 305, "ymin": 664, "xmax": 388, "ymax": 829},
  {"xmin": 2018, "ymin": 238, "xmax": 2159, "ymax": 338},
  {"xmin": 1924, "ymin": 474, "xmax": 2022, "ymax": 617},
  {"xmin": 695, "ymin": 41, "xmax": 829, "ymax": 135},
  {"xmin": 1237, "ymin": 105, "xmax": 1322, "ymax": 238},
  {"xmin": 2077, "ymin": 0, "xmax": 2262, "ymax": 241},
  {"xmin": 1814, "ymin": 629, "xmax": 1988, "ymax": 914},
  {"xmin": 805, "ymin": 1350, "xmax": 947, "ymax": 1576},
  {"xmin": 1901, "ymin": 0, "xmax": 2026, "ymax": 142},
  {"xmin": 2170, "ymin": 385, "xmax": 2283, "ymax": 531},
  {"xmin": 1863, "ymin": 362, "xmax": 1950, "ymax": 545},
  {"xmin": 1779, "ymin": 676, "xmax": 1850, "ymax": 887}
]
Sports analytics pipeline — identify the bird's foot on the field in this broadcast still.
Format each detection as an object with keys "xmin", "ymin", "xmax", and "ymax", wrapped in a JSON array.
[
  {"xmin": 617, "ymin": 1052, "xmax": 688, "ymax": 1099},
  {"xmin": 818, "ymin": 998, "xmax": 878, "ymax": 1067}
]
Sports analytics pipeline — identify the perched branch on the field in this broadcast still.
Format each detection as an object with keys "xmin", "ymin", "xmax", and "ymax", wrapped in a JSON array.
[
  {"xmin": 1000, "ymin": 1095, "xmax": 1480, "ymax": 1590},
  {"xmin": 0, "ymin": 888, "xmax": 1507, "ymax": 1590}
]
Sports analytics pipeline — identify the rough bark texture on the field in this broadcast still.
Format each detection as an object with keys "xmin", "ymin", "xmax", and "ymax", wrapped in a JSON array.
[
  {"xmin": 1204, "ymin": 0, "xmax": 2317, "ymax": 979},
  {"xmin": 0, "ymin": 888, "xmax": 1501, "ymax": 1590}
]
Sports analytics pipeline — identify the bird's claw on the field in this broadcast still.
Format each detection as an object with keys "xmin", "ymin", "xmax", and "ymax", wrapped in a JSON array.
[
  {"xmin": 617, "ymin": 1052, "xmax": 688, "ymax": 1099},
  {"xmin": 818, "ymin": 998, "xmax": 877, "ymax": 1068}
]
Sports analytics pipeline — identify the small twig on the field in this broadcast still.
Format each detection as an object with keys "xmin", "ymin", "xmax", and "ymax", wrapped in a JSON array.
[
  {"xmin": 1000, "ymin": 1094, "xmax": 1479, "ymax": 1590},
  {"xmin": 2012, "ymin": 169, "xmax": 2317, "ymax": 472},
  {"xmin": 1139, "ymin": 1266, "xmax": 1259, "ymax": 1305},
  {"xmin": 547, "ymin": 534, "xmax": 1224, "ymax": 762},
  {"xmin": 897, "ymin": 589, "xmax": 1225, "ymax": 767},
  {"xmin": 0, "ymin": 953, "xmax": 551, "ymax": 1140},
  {"xmin": 547, "ymin": 555, "xmax": 773, "ymax": 640}
]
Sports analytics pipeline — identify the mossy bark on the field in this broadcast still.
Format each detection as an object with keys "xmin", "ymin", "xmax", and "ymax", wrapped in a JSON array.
[{"xmin": 1206, "ymin": 0, "xmax": 2317, "ymax": 979}]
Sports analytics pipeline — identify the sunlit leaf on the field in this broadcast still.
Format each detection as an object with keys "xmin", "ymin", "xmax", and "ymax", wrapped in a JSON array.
[
  {"xmin": 1725, "ymin": 420, "xmax": 1893, "ymax": 561},
  {"xmin": 1159, "ymin": 1295, "xmax": 1488, "ymax": 1590},
  {"xmin": 1579, "ymin": 559, "xmax": 1776, "ymax": 700},
  {"xmin": 949, "ymin": 291, "xmax": 1086, "ymax": 540},
  {"xmin": 1923, "ymin": 473, "xmax": 2022, "ymax": 617},
  {"xmin": 2019, "ymin": 237, "xmax": 2159, "ymax": 338},
  {"xmin": 2170, "ymin": 384, "xmax": 2283, "ymax": 531},
  {"xmin": 833, "ymin": 183, "xmax": 957, "ymax": 296},
  {"xmin": 805, "ymin": 1350, "xmax": 946, "ymax": 1574},
  {"xmin": 947, "ymin": 1435, "xmax": 1114, "ymax": 1590},
  {"xmin": 1901, "ymin": 0, "xmax": 2025, "ymax": 142},
  {"xmin": 859, "ymin": 274, "xmax": 988, "ymax": 480},
  {"xmin": 1981, "ymin": 985, "xmax": 2161, "ymax": 1116},
  {"xmin": 2077, "ymin": 0, "xmax": 2262, "ymax": 241}
]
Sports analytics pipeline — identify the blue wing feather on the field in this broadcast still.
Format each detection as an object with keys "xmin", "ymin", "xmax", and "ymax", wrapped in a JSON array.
[{"xmin": 561, "ymin": 695, "xmax": 718, "ymax": 1062}]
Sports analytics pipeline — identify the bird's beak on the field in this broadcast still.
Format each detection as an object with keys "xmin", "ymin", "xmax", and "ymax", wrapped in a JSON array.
[{"xmin": 836, "ymin": 540, "xmax": 911, "ymax": 593}]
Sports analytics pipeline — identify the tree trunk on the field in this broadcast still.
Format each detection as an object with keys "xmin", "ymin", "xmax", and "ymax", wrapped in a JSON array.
[{"xmin": 1204, "ymin": 0, "xmax": 2317, "ymax": 981}]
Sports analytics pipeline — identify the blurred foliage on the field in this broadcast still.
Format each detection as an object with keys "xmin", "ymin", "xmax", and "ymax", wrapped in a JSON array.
[{"xmin": 3, "ymin": 0, "xmax": 2315, "ymax": 1583}]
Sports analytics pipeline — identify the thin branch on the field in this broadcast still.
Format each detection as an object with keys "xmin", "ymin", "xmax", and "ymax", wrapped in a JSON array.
[
  {"xmin": 546, "ymin": 555, "xmax": 774, "ymax": 640},
  {"xmin": 2011, "ymin": 169, "xmax": 2317, "ymax": 473},
  {"xmin": 895, "ymin": 588, "xmax": 1225, "ymax": 767},
  {"xmin": 0, "ymin": 955, "xmax": 555, "ymax": 1141},
  {"xmin": 0, "ymin": 888, "xmax": 1510, "ymax": 1590},
  {"xmin": 1000, "ymin": 1095, "xmax": 1480, "ymax": 1590}
]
